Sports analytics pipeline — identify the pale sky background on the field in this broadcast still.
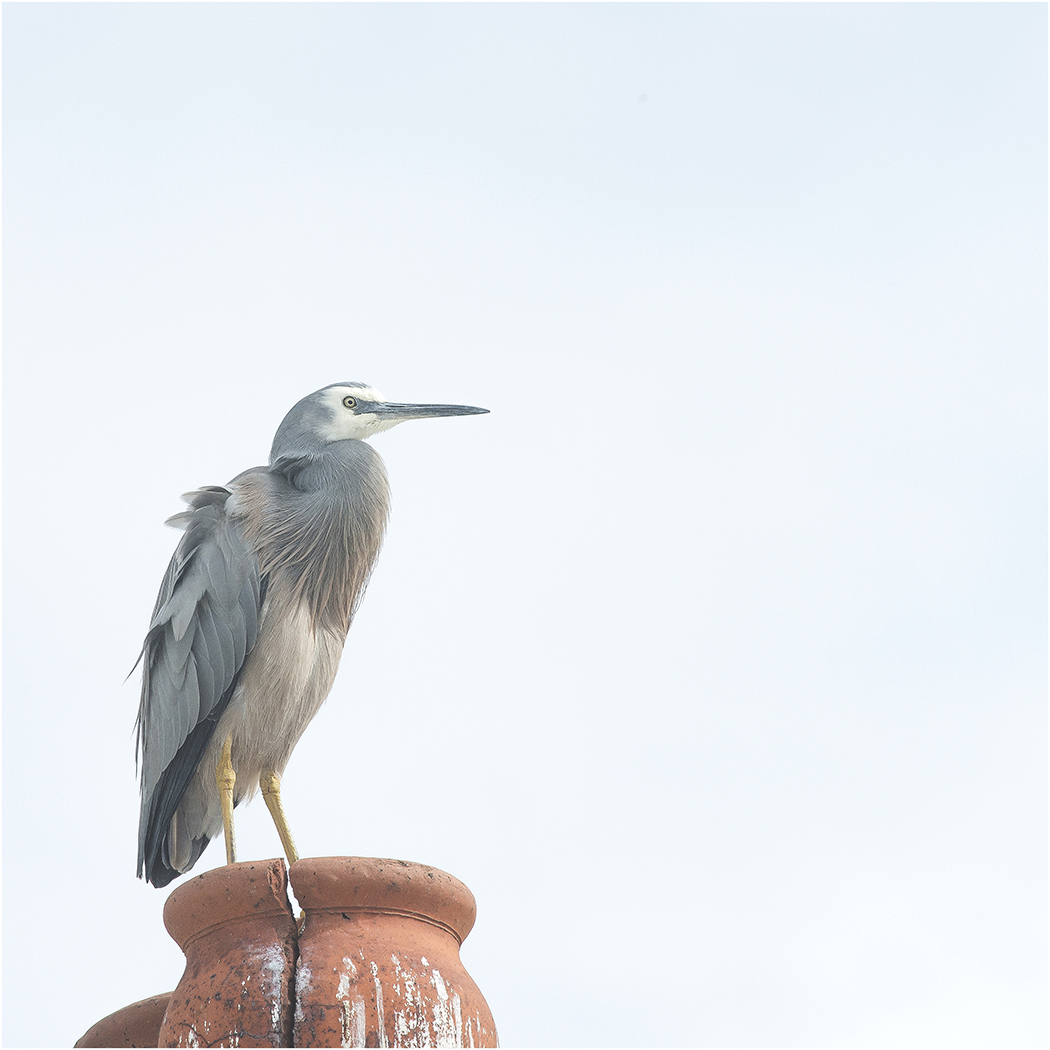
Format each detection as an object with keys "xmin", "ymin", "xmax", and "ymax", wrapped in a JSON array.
[{"xmin": 3, "ymin": 3, "xmax": 1046, "ymax": 1048}]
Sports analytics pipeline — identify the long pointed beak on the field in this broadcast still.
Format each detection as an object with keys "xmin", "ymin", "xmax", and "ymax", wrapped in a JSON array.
[{"xmin": 373, "ymin": 402, "xmax": 489, "ymax": 421}]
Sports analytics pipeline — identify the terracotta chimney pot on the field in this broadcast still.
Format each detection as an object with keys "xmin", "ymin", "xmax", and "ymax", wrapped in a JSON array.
[
  {"xmin": 290, "ymin": 857, "xmax": 498, "ymax": 1048},
  {"xmin": 159, "ymin": 858, "xmax": 298, "ymax": 1048},
  {"xmin": 75, "ymin": 857, "xmax": 498, "ymax": 1048},
  {"xmin": 74, "ymin": 993, "xmax": 172, "ymax": 1048}
]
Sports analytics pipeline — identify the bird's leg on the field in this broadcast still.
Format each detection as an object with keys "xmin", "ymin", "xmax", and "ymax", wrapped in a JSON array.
[
  {"xmin": 216, "ymin": 734, "xmax": 237, "ymax": 865},
  {"xmin": 260, "ymin": 771, "xmax": 300, "ymax": 866}
]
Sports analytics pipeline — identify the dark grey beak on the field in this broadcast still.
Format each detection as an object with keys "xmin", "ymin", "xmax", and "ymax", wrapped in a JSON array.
[{"xmin": 373, "ymin": 402, "xmax": 489, "ymax": 421}]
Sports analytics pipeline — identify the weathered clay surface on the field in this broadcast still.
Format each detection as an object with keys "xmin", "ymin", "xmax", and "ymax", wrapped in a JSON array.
[
  {"xmin": 159, "ymin": 858, "xmax": 298, "ymax": 1048},
  {"xmin": 291, "ymin": 857, "xmax": 498, "ymax": 1048},
  {"xmin": 74, "ymin": 992, "xmax": 172, "ymax": 1048}
]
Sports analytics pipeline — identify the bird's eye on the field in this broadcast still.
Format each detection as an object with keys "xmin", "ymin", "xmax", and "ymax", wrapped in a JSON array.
[{"xmin": 342, "ymin": 396, "xmax": 357, "ymax": 409}]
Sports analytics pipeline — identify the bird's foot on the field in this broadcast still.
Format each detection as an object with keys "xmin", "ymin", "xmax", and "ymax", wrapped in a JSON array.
[
  {"xmin": 260, "ymin": 770, "xmax": 300, "ymax": 866},
  {"xmin": 216, "ymin": 734, "xmax": 237, "ymax": 864}
]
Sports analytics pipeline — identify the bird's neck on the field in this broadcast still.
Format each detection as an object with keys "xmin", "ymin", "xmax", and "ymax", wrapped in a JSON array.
[{"xmin": 257, "ymin": 441, "xmax": 391, "ymax": 633}]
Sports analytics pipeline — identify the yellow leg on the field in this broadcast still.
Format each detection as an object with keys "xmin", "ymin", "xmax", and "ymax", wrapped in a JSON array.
[
  {"xmin": 261, "ymin": 771, "xmax": 300, "ymax": 865},
  {"xmin": 216, "ymin": 734, "xmax": 237, "ymax": 865}
]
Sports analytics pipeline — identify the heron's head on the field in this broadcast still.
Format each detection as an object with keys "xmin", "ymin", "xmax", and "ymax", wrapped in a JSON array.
[{"xmin": 270, "ymin": 382, "xmax": 488, "ymax": 462}]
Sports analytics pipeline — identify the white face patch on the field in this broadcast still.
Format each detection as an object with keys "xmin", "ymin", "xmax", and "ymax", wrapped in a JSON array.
[{"xmin": 317, "ymin": 384, "xmax": 398, "ymax": 442}]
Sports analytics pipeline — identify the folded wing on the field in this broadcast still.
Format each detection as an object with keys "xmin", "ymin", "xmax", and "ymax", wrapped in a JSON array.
[{"xmin": 136, "ymin": 486, "xmax": 265, "ymax": 887}]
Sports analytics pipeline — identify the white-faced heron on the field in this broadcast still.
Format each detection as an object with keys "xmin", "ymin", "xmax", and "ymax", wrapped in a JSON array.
[{"xmin": 136, "ymin": 383, "xmax": 488, "ymax": 887}]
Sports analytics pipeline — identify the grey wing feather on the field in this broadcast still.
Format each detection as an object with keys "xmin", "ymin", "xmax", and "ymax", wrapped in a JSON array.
[{"xmin": 136, "ymin": 486, "xmax": 263, "ymax": 885}]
